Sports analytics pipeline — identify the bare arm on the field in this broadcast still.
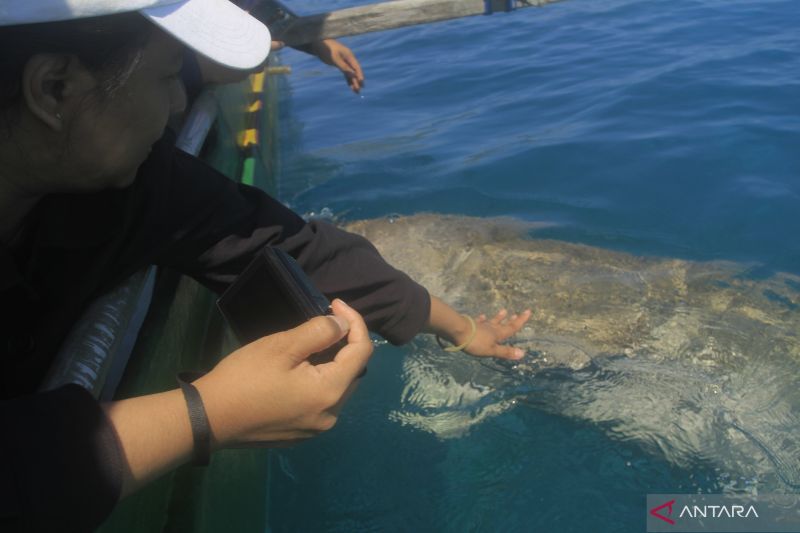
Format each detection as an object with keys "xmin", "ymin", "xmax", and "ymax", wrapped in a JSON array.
[{"xmin": 102, "ymin": 389, "xmax": 192, "ymax": 498}]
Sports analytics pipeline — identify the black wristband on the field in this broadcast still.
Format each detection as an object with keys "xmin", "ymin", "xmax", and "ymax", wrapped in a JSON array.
[{"xmin": 177, "ymin": 372, "xmax": 211, "ymax": 467}]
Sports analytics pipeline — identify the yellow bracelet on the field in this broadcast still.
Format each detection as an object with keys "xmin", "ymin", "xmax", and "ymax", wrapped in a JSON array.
[{"xmin": 436, "ymin": 315, "xmax": 477, "ymax": 353}]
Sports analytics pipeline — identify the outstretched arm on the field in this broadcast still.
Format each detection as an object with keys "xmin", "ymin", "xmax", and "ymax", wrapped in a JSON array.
[{"xmin": 192, "ymin": 39, "xmax": 364, "ymax": 93}]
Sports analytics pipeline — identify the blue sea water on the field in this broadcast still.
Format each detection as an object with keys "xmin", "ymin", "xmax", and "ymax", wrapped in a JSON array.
[{"xmin": 267, "ymin": 0, "xmax": 800, "ymax": 531}]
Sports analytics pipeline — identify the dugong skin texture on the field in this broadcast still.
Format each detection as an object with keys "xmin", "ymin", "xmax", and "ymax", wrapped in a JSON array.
[{"xmin": 346, "ymin": 214, "xmax": 800, "ymax": 369}]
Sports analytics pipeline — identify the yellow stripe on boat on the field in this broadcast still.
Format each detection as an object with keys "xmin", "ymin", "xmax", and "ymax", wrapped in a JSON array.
[
  {"xmin": 250, "ymin": 72, "xmax": 265, "ymax": 94},
  {"xmin": 237, "ymin": 128, "xmax": 258, "ymax": 148}
]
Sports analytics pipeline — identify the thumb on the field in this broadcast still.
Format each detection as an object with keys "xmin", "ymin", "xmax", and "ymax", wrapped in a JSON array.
[{"xmin": 268, "ymin": 314, "xmax": 349, "ymax": 367}]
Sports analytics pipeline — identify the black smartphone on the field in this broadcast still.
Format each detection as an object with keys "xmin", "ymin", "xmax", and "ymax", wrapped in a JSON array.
[
  {"xmin": 217, "ymin": 247, "xmax": 334, "ymax": 345},
  {"xmin": 217, "ymin": 247, "xmax": 363, "ymax": 373}
]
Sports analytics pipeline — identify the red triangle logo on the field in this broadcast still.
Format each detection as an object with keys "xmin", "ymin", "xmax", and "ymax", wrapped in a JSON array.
[{"xmin": 650, "ymin": 499, "xmax": 676, "ymax": 525}]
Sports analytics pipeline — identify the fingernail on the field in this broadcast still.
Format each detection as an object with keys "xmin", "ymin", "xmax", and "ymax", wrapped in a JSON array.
[
  {"xmin": 334, "ymin": 298, "xmax": 352, "ymax": 310},
  {"xmin": 326, "ymin": 314, "xmax": 350, "ymax": 334},
  {"xmin": 514, "ymin": 348, "xmax": 525, "ymax": 359}
]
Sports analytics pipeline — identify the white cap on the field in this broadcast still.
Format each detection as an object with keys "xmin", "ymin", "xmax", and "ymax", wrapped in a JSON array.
[{"xmin": 0, "ymin": 0, "xmax": 271, "ymax": 70}]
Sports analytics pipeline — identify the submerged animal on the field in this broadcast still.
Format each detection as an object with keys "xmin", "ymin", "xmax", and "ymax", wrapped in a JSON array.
[{"xmin": 345, "ymin": 214, "xmax": 800, "ymax": 490}]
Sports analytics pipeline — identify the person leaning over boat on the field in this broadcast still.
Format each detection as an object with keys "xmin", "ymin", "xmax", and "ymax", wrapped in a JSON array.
[{"xmin": 0, "ymin": 1, "xmax": 530, "ymax": 531}]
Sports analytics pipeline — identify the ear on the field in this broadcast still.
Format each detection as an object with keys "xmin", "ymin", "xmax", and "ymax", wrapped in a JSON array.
[{"xmin": 21, "ymin": 54, "xmax": 95, "ymax": 132}]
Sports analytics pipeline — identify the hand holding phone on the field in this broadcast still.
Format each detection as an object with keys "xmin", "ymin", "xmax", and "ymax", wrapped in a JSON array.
[{"xmin": 194, "ymin": 298, "xmax": 373, "ymax": 448}]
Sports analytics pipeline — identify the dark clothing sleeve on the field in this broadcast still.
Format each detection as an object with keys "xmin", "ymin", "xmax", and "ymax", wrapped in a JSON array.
[
  {"xmin": 0, "ymin": 385, "xmax": 122, "ymax": 532},
  {"xmin": 146, "ymin": 147, "xmax": 431, "ymax": 344}
]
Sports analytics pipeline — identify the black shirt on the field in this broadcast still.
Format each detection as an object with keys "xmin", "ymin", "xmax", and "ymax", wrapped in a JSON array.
[{"xmin": 0, "ymin": 136, "xmax": 430, "ymax": 531}]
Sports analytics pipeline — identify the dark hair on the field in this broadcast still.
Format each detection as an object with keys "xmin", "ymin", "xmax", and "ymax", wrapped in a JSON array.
[{"xmin": 0, "ymin": 13, "xmax": 153, "ymax": 114}]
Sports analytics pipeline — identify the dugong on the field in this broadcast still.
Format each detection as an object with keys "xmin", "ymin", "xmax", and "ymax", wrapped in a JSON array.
[{"xmin": 345, "ymin": 214, "xmax": 800, "ymax": 490}]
